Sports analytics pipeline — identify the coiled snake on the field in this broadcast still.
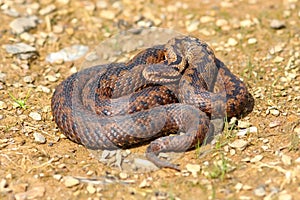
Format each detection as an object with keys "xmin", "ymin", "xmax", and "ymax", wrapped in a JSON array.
[{"xmin": 51, "ymin": 36, "xmax": 254, "ymax": 170}]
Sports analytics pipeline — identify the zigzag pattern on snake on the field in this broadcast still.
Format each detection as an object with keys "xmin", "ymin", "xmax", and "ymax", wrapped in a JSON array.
[{"xmin": 51, "ymin": 36, "xmax": 254, "ymax": 170}]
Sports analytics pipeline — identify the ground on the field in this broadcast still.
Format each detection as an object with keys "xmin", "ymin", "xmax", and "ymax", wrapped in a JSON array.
[{"xmin": 0, "ymin": 0, "xmax": 300, "ymax": 199}]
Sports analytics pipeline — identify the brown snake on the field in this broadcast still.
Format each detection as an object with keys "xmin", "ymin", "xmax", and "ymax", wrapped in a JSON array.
[{"xmin": 51, "ymin": 36, "xmax": 254, "ymax": 170}]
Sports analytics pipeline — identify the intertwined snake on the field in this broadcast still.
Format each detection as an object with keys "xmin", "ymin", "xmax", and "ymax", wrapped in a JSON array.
[{"xmin": 51, "ymin": 36, "xmax": 254, "ymax": 170}]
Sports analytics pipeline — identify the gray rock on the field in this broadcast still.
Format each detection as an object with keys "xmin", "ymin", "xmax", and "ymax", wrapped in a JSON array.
[
  {"xmin": 5, "ymin": 43, "xmax": 36, "ymax": 54},
  {"xmin": 5, "ymin": 43, "xmax": 37, "ymax": 60},
  {"xmin": 270, "ymin": 19, "xmax": 286, "ymax": 29},
  {"xmin": 0, "ymin": 73, "xmax": 6, "ymax": 83},
  {"xmin": 33, "ymin": 132, "xmax": 46, "ymax": 144},
  {"xmin": 9, "ymin": 15, "xmax": 39, "ymax": 34},
  {"xmin": 46, "ymin": 45, "xmax": 89, "ymax": 63}
]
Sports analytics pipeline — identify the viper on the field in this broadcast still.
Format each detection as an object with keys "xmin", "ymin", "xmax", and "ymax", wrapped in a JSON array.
[{"xmin": 51, "ymin": 36, "xmax": 254, "ymax": 170}]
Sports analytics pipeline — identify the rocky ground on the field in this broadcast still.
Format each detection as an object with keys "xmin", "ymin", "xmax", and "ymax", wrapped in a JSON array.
[{"xmin": 0, "ymin": 0, "xmax": 300, "ymax": 199}]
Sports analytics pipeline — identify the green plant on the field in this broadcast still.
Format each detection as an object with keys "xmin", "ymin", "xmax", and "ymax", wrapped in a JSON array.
[
  {"xmin": 208, "ymin": 154, "xmax": 230, "ymax": 180},
  {"xmin": 9, "ymin": 89, "xmax": 31, "ymax": 109}
]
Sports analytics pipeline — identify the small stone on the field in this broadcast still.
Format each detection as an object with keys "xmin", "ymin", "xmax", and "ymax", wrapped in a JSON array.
[
  {"xmin": 33, "ymin": 132, "xmax": 46, "ymax": 144},
  {"xmin": 269, "ymin": 121, "xmax": 281, "ymax": 128},
  {"xmin": 238, "ymin": 121, "xmax": 251, "ymax": 128},
  {"xmin": 270, "ymin": 19, "xmax": 286, "ymax": 29},
  {"xmin": 119, "ymin": 172, "xmax": 128, "ymax": 179},
  {"xmin": 45, "ymin": 75, "xmax": 58, "ymax": 82},
  {"xmin": 5, "ymin": 43, "xmax": 36, "ymax": 55},
  {"xmin": 186, "ymin": 21, "xmax": 200, "ymax": 32},
  {"xmin": 186, "ymin": 164, "xmax": 201, "ymax": 177},
  {"xmin": 37, "ymin": 85, "xmax": 51, "ymax": 93},
  {"xmin": 215, "ymin": 19, "xmax": 228, "ymax": 27},
  {"xmin": 278, "ymin": 193, "xmax": 292, "ymax": 200},
  {"xmin": 250, "ymin": 155, "xmax": 263, "ymax": 163},
  {"xmin": 0, "ymin": 179, "xmax": 11, "ymax": 193},
  {"xmin": 273, "ymin": 56, "xmax": 284, "ymax": 63},
  {"xmin": 281, "ymin": 154, "xmax": 292, "ymax": 166},
  {"xmin": 29, "ymin": 112, "xmax": 42, "ymax": 121},
  {"xmin": 248, "ymin": 38, "xmax": 257, "ymax": 44},
  {"xmin": 46, "ymin": 45, "xmax": 89, "ymax": 63},
  {"xmin": 270, "ymin": 109, "xmax": 280, "ymax": 116},
  {"xmin": 39, "ymin": 4, "xmax": 56, "ymax": 15},
  {"xmin": 14, "ymin": 186, "xmax": 45, "ymax": 200},
  {"xmin": 100, "ymin": 10, "xmax": 116, "ymax": 20},
  {"xmin": 97, "ymin": 1, "xmax": 108, "ymax": 9},
  {"xmin": 269, "ymin": 44, "xmax": 284, "ymax": 54},
  {"xmin": 139, "ymin": 178, "xmax": 151, "ymax": 188},
  {"xmin": 133, "ymin": 158, "xmax": 158, "ymax": 171},
  {"xmin": 86, "ymin": 184, "xmax": 96, "ymax": 194},
  {"xmin": 200, "ymin": 16, "xmax": 214, "ymax": 23},
  {"xmin": 253, "ymin": 185, "xmax": 266, "ymax": 197},
  {"xmin": 0, "ymin": 73, "xmax": 6, "ymax": 83},
  {"xmin": 0, "ymin": 101, "xmax": 7, "ymax": 109},
  {"xmin": 23, "ymin": 76, "xmax": 34, "ymax": 83},
  {"xmin": 229, "ymin": 139, "xmax": 248, "ymax": 150},
  {"xmin": 227, "ymin": 38, "xmax": 238, "ymax": 46},
  {"xmin": 53, "ymin": 174, "xmax": 62, "ymax": 181},
  {"xmin": 20, "ymin": 32, "xmax": 36, "ymax": 43},
  {"xmin": 9, "ymin": 15, "xmax": 39, "ymax": 34},
  {"xmin": 240, "ymin": 19, "xmax": 253, "ymax": 27},
  {"xmin": 234, "ymin": 182, "xmax": 243, "ymax": 191},
  {"xmin": 64, "ymin": 177, "xmax": 80, "ymax": 187}
]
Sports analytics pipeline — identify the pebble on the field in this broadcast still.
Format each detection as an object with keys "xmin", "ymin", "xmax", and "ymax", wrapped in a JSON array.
[
  {"xmin": 250, "ymin": 155, "xmax": 263, "ymax": 163},
  {"xmin": 273, "ymin": 56, "xmax": 284, "ymax": 63},
  {"xmin": 64, "ymin": 177, "xmax": 80, "ymax": 187},
  {"xmin": 248, "ymin": 38, "xmax": 257, "ymax": 44},
  {"xmin": 86, "ymin": 184, "xmax": 96, "ymax": 194},
  {"xmin": 133, "ymin": 158, "xmax": 158, "ymax": 171},
  {"xmin": 269, "ymin": 121, "xmax": 281, "ymax": 128},
  {"xmin": 240, "ymin": 19, "xmax": 253, "ymax": 28},
  {"xmin": 139, "ymin": 178, "xmax": 152, "ymax": 188},
  {"xmin": 37, "ymin": 85, "xmax": 51, "ymax": 93},
  {"xmin": 229, "ymin": 139, "xmax": 248, "ymax": 150},
  {"xmin": 9, "ymin": 15, "xmax": 39, "ymax": 34},
  {"xmin": 186, "ymin": 21, "xmax": 199, "ymax": 32},
  {"xmin": 186, "ymin": 164, "xmax": 201, "ymax": 177},
  {"xmin": 5, "ymin": 43, "xmax": 37, "ymax": 55},
  {"xmin": 20, "ymin": 32, "xmax": 36, "ymax": 43},
  {"xmin": 3, "ymin": 7, "xmax": 20, "ymax": 17},
  {"xmin": 0, "ymin": 73, "xmax": 6, "ymax": 83},
  {"xmin": 39, "ymin": 4, "xmax": 56, "ymax": 15},
  {"xmin": 45, "ymin": 75, "xmax": 58, "ymax": 82},
  {"xmin": 278, "ymin": 193, "xmax": 292, "ymax": 200},
  {"xmin": 29, "ymin": 112, "xmax": 42, "ymax": 121},
  {"xmin": 119, "ymin": 172, "xmax": 128, "ymax": 179},
  {"xmin": 269, "ymin": 109, "xmax": 280, "ymax": 116},
  {"xmin": 100, "ymin": 10, "xmax": 116, "ymax": 20},
  {"xmin": 227, "ymin": 38, "xmax": 238, "ymax": 46},
  {"xmin": 33, "ymin": 132, "xmax": 46, "ymax": 144},
  {"xmin": 200, "ymin": 16, "xmax": 214, "ymax": 23},
  {"xmin": 23, "ymin": 76, "xmax": 34, "ymax": 83},
  {"xmin": 14, "ymin": 186, "xmax": 45, "ymax": 200},
  {"xmin": 253, "ymin": 185, "xmax": 266, "ymax": 197},
  {"xmin": 269, "ymin": 44, "xmax": 284, "ymax": 54},
  {"xmin": 281, "ymin": 154, "xmax": 292, "ymax": 166},
  {"xmin": 0, "ymin": 101, "xmax": 7, "ymax": 109},
  {"xmin": 53, "ymin": 174, "xmax": 62, "ymax": 181},
  {"xmin": 215, "ymin": 19, "xmax": 228, "ymax": 27},
  {"xmin": 270, "ymin": 19, "xmax": 286, "ymax": 29},
  {"xmin": 46, "ymin": 45, "xmax": 89, "ymax": 63}
]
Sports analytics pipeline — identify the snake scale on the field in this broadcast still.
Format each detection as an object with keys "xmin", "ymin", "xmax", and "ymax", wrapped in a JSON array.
[{"xmin": 51, "ymin": 36, "xmax": 254, "ymax": 170}]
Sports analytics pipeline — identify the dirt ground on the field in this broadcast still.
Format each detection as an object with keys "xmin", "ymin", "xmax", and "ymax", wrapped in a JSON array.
[{"xmin": 0, "ymin": 0, "xmax": 300, "ymax": 199}]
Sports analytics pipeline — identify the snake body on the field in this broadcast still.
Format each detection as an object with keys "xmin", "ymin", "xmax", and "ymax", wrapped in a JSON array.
[{"xmin": 51, "ymin": 36, "xmax": 254, "ymax": 170}]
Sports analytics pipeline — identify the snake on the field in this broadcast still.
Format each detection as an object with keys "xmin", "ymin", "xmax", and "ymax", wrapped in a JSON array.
[{"xmin": 51, "ymin": 36, "xmax": 254, "ymax": 170}]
